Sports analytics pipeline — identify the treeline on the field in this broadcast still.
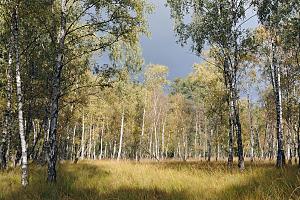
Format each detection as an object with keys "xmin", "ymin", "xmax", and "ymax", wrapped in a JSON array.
[
  {"xmin": 0, "ymin": 0, "xmax": 299, "ymax": 188},
  {"xmin": 0, "ymin": 0, "xmax": 150, "ymax": 186}
]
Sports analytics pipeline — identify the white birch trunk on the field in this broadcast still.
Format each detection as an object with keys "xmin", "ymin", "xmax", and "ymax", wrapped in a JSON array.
[
  {"xmin": 99, "ymin": 122, "xmax": 104, "ymax": 159},
  {"xmin": 88, "ymin": 125, "xmax": 92, "ymax": 159},
  {"xmin": 13, "ymin": 6, "xmax": 28, "ymax": 186},
  {"xmin": 71, "ymin": 125, "xmax": 76, "ymax": 160},
  {"xmin": 161, "ymin": 118, "xmax": 165, "ymax": 159},
  {"xmin": 93, "ymin": 125, "xmax": 96, "ymax": 160},
  {"xmin": 47, "ymin": 0, "xmax": 67, "ymax": 182},
  {"xmin": 81, "ymin": 112, "xmax": 85, "ymax": 159},
  {"xmin": 139, "ymin": 107, "xmax": 146, "ymax": 160},
  {"xmin": 117, "ymin": 110, "xmax": 125, "ymax": 161}
]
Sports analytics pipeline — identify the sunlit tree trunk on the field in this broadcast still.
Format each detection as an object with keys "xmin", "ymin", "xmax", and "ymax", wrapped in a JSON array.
[
  {"xmin": 13, "ymin": 5, "xmax": 29, "ymax": 186},
  {"xmin": 228, "ymin": 99, "xmax": 234, "ymax": 168},
  {"xmin": 233, "ymin": 92, "xmax": 244, "ymax": 170},
  {"xmin": 194, "ymin": 118, "xmax": 198, "ymax": 159},
  {"xmin": 149, "ymin": 128, "xmax": 153, "ymax": 159},
  {"xmin": 138, "ymin": 106, "xmax": 146, "ymax": 160},
  {"xmin": 161, "ymin": 118, "xmax": 165, "ymax": 159},
  {"xmin": 117, "ymin": 110, "xmax": 125, "ymax": 161},
  {"xmin": 270, "ymin": 39, "xmax": 285, "ymax": 167},
  {"xmin": 47, "ymin": 0, "xmax": 67, "ymax": 182},
  {"xmin": 225, "ymin": 57, "xmax": 244, "ymax": 169},
  {"xmin": 165, "ymin": 132, "xmax": 171, "ymax": 158},
  {"xmin": 104, "ymin": 142, "xmax": 107, "ymax": 159},
  {"xmin": 224, "ymin": 60, "xmax": 234, "ymax": 168},
  {"xmin": 81, "ymin": 112, "xmax": 85, "ymax": 159},
  {"xmin": 216, "ymin": 142, "xmax": 220, "ymax": 161},
  {"xmin": 248, "ymin": 94, "xmax": 254, "ymax": 162},
  {"xmin": 255, "ymin": 128, "xmax": 262, "ymax": 159},
  {"xmin": 113, "ymin": 139, "xmax": 117, "ymax": 159},
  {"xmin": 262, "ymin": 123, "xmax": 268, "ymax": 160},
  {"xmin": 92, "ymin": 125, "xmax": 96, "ymax": 160},
  {"xmin": 215, "ymin": 127, "xmax": 219, "ymax": 161},
  {"xmin": 269, "ymin": 124, "xmax": 275, "ymax": 160},
  {"xmin": 207, "ymin": 129, "xmax": 212, "ymax": 162},
  {"xmin": 154, "ymin": 117, "xmax": 158, "ymax": 160},
  {"xmin": 71, "ymin": 125, "xmax": 76, "ymax": 161},
  {"xmin": 88, "ymin": 124, "xmax": 92, "ymax": 159},
  {"xmin": 183, "ymin": 130, "xmax": 188, "ymax": 161},
  {"xmin": 99, "ymin": 122, "xmax": 104, "ymax": 159}
]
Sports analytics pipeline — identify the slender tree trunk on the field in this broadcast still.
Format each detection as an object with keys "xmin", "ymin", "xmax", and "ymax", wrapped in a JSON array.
[
  {"xmin": 88, "ymin": 124, "xmax": 92, "ymax": 159},
  {"xmin": 184, "ymin": 131, "xmax": 188, "ymax": 161},
  {"xmin": 224, "ymin": 57, "xmax": 244, "ymax": 169},
  {"xmin": 262, "ymin": 123, "xmax": 268, "ymax": 159},
  {"xmin": 233, "ymin": 92, "xmax": 244, "ymax": 169},
  {"xmin": 178, "ymin": 141, "xmax": 181, "ymax": 160},
  {"xmin": 113, "ymin": 139, "xmax": 117, "ymax": 159},
  {"xmin": 5, "ymin": 48, "xmax": 13, "ymax": 164},
  {"xmin": 215, "ymin": 127, "xmax": 219, "ymax": 161},
  {"xmin": 47, "ymin": 0, "xmax": 67, "ymax": 182},
  {"xmin": 117, "ymin": 110, "xmax": 125, "ymax": 161},
  {"xmin": 269, "ymin": 125, "xmax": 275, "ymax": 160},
  {"xmin": 161, "ymin": 118, "xmax": 165, "ymax": 159},
  {"xmin": 297, "ymin": 103, "xmax": 300, "ymax": 167},
  {"xmin": 248, "ymin": 94, "xmax": 254, "ymax": 162},
  {"xmin": 224, "ymin": 60, "xmax": 234, "ymax": 168},
  {"xmin": 92, "ymin": 125, "xmax": 96, "ymax": 160},
  {"xmin": 149, "ymin": 127, "xmax": 153, "ymax": 159},
  {"xmin": 81, "ymin": 112, "xmax": 85, "ymax": 159},
  {"xmin": 270, "ymin": 40, "xmax": 285, "ymax": 167},
  {"xmin": 13, "ymin": 6, "xmax": 29, "ymax": 186},
  {"xmin": 165, "ymin": 132, "xmax": 170, "ymax": 158},
  {"xmin": 207, "ymin": 129, "xmax": 212, "ymax": 162},
  {"xmin": 255, "ymin": 128, "xmax": 262, "ymax": 159},
  {"xmin": 65, "ymin": 125, "xmax": 70, "ymax": 160},
  {"xmin": 71, "ymin": 125, "xmax": 76, "ymax": 160},
  {"xmin": 287, "ymin": 126, "xmax": 292, "ymax": 164},
  {"xmin": 99, "ymin": 122, "xmax": 104, "ymax": 159},
  {"xmin": 216, "ymin": 142, "xmax": 220, "ymax": 161},
  {"xmin": 154, "ymin": 121, "xmax": 158, "ymax": 160},
  {"xmin": 194, "ymin": 118, "xmax": 198, "ymax": 159},
  {"xmin": 228, "ymin": 100, "xmax": 234, "ymax": 168},
  {"xmin": 138, "ymin": 107, "xmax": 146, "ymax": 160},
  {"xmin": 104, "ymin": 142, "xmax": 107, "ymax": 159},
  {"xmin": 0, "ymin": 38, "xmax": 13, "ymax": 170}
]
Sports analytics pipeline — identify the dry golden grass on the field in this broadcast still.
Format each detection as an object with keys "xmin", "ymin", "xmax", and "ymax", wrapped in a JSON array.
[{"xmin": 0, "ymin": 160, "xmax": 300, "ymax": 200}]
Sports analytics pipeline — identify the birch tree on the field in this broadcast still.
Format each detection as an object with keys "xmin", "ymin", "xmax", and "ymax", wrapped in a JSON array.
[
  {"xmin": 46, "ymin": 0, "xmax": 150, "ymax": 181},
  {"xmin": 253, "ymin": 0, "xmax": 299, "ymax": 167},
  {"xmin": 13, "ymin": 4, "xmax": 28, "ymax": 186},
  {"xmin": 167, "ymin": 0, "xmax": 254, "ymax": 169}
]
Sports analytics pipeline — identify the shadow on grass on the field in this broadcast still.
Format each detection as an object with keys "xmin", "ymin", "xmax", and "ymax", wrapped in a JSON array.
[
  {"xmin": 2, "ymin": 161, "xmax": 300, "ymax": 200},
  {"xmin": 3, "ymin": 163, "xmax": 107, "ymax": 200},
  {"xmin": 214, "ymin": 165, "xmax": 300, "ymax": 200},
  {"xmin": 100, "ymin": 187, "xmax": 188, "ymax": 200},
  {"xmin": 3, "ymin": 162, "xmax": 189, "ymax": 200},
  {"xmin": 145, "ymin": 160, "xmax": 300, "ymax": 199}
]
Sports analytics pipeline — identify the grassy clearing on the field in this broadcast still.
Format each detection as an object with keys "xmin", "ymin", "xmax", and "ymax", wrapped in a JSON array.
[{"xmin": 0, "ymin": 160, "xmax": 300, "ymax": 200}]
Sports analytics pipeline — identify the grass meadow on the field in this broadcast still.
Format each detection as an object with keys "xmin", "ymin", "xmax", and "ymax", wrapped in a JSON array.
[{"xmin": 0, "ymin": 160, "xmax": 300, "ymax": 200}]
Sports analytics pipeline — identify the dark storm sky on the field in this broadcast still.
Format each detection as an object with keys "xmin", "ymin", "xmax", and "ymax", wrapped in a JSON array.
[
  {"xmin": 140, "ymin": 0, "xmax": 258, "ymax": 80},
  {"xmin": 98, "ymin": 0, "xmax": 258, "ymax": 81},
  {"xmin": 140, "ymin": 0, "xmax": 199, "ymax": 80}
]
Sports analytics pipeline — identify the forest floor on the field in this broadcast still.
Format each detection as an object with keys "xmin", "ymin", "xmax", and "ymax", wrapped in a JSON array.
[{"xmin": 0, "ymin": 160, "xmax": 300, "ymax": 200}]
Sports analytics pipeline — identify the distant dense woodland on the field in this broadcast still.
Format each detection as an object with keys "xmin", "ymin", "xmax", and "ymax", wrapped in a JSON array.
[{"xmin": 0, "ymin": 0, "xmax": 299, "ymax": 187}]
